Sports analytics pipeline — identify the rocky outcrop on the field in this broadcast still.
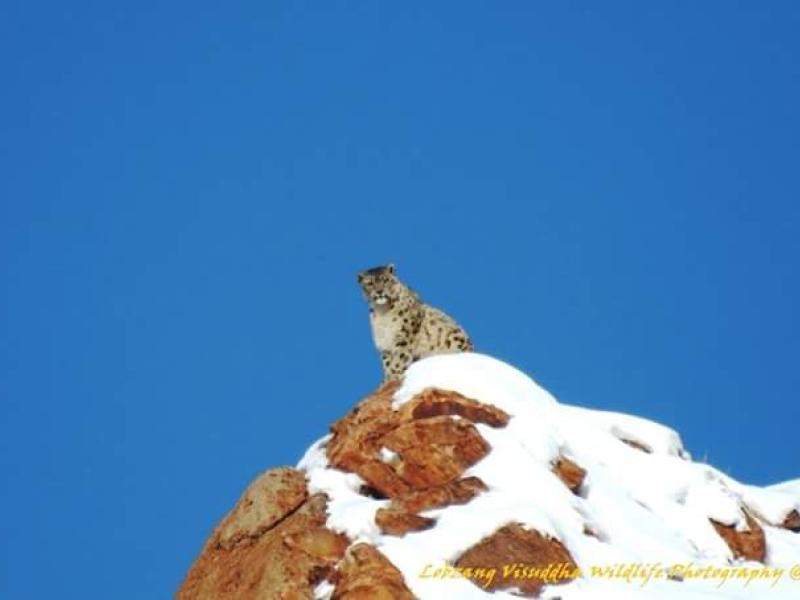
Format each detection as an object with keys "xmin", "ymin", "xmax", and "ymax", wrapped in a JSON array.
[
  {"xmin": 376, "ymin": 477, "xmax": 488, "ymax": 536},
  {"xmin": 178, "ymin": 384, "xmax": 510, "ymax": 597},
  {"xmin": 177, "ymin": 465, "xmax": 418, "ymax": 599},
  {"xmin": 395, "ymin": 387, "xmax": 510, "ymax": 427},
  {"xmin": 178, "ymin": 468, "xmax": 348, "ymax": 599},
  {"xmin": 179, "ymin": 372, "xmax": 796, "ymax": 599},
  {"xmin": 709, "ymin": 511, "xmax": 766, "ymax": 562},
  {"xmin": 392, "ymin": 476, "xmax": 488, "ymax": 513},
  {"xmin": 326, "ymin": 383, "xmax": 508, "ymax": 496},
  {"xmin": 783, "ymin": 509, "xmax": 800, "ymax": 532},
  {"xmin": 374, "ymin": 507, "xmax": 436, "ymax": 536},
  {"xmin": 332, "ymin": 543, "xmax": 415, "ymax": 599},
  {"xmin": 380, "ymin": 416, "xmax": 490, "ymax": 488},
  {"xmin": 454, "ymin": 523, "xmax": 579, "ymax": 597},
  {"xmin": 214, "ymin": 468, "xmax": 309, "ymax": 549},
  {"xmin": 326, "ymin": 383, "xmax": 507, "ymax": 535},
  {"xmin": 551, "ymin": 456, "xmax": 586, "ymax": 494}
]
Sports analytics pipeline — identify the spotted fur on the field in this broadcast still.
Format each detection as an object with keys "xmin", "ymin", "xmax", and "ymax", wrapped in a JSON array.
[{"xmin": 357, "ymin": 264, "xmax": 473, "ymax": 380}]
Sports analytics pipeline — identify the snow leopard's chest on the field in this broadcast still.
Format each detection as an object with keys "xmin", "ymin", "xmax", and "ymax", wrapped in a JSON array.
[{"xmin": 369, "ymin": 309, "xmax": 408, "ymax": 352}]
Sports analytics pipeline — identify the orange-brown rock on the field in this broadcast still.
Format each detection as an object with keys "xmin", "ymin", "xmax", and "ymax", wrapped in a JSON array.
[
  {"xmin": 376, "ymin": 477, "xmax": 488, "ymax": 536},
  {"xmin": 179, "ymin": 384, "xmax": 511, "ymax": 596},
  {"xmin": 552, "ymin": 456, "xmax": 586, "ymax": 494},
  {"xmin": 178, "ymin": 468, "xmax": 349, "ymax": 600},
  {"xmin": 354, "ymin": 460, "xmax": 412, "ymax": 498},
  {"xmin": 332, "ymin": 543, "xmax": 415, "ymax": 600},
  {"xmin": 398, "ymin": 387, "xmax": 510, "ymax": 427},
  {"xmin": 710, "ymin": 511, "xmax": 766, "ymax": 562},
  {"xmin": 375, "ymin": 507, "xmax": 436, "ymax": 536},
  {"xmin": 283, "ymin": 528, "xmax": 350, "ymax": 563},
  {"xmin": 455, "ymin": 523, "xmax": 579, "ymax": 597},
  {"xmin": 382, "ymin": 417, "xmax": 490, "ymax": 488},
  {"xmin": 327, "ymin": 380, "xmax": 403, "ymax": 474},
  {"xmin": 327, "ymin": 384, "xmax": 504, "ymax": 498},
  {"xmin": 393, "ymin": 476, "xmax": 488, "ymax": 513},
  {"xmin": 215, "ymin": 468, "xmax": 309, "ymax": 549},
  {"xmin": 782, "ymin": 509, "xmax": 800, "ymax": 532}
]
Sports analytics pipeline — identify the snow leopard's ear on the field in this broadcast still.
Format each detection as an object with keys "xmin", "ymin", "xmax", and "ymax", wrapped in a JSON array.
[
  {"xmin": 357, "ymin": 271, "xmax": 366, "ymax": 284},
  {"xmin": 386, "ymin": 263, "xmax": 396, "ymax": 275}
]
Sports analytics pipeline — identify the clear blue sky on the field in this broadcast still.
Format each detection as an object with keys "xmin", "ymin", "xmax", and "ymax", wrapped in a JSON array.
[{"xmin": 2, "ymin": 2, "xmax": 798, "ymax": 597}]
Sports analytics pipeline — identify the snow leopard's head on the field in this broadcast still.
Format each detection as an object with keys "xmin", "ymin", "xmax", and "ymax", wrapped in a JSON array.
[{"xmin": 357, "ymin": 264, "xmax": 401, "ymax": 309}]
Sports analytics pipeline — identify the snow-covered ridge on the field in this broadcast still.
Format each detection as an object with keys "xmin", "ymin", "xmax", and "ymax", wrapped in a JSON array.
[{"xmin": 299, "ymin": 353, "xmax": 800, "ymax": 599}]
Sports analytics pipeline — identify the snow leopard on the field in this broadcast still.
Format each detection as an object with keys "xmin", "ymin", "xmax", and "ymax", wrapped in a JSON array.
[{"xmin": 357, "ymin": 264, "xmax": 473, "ymax": 380}]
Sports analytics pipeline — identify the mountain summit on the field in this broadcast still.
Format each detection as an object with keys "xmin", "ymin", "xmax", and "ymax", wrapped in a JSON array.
[{"xmin": 178, "ymin": 353, "xmax": 800, "ymax": 599}]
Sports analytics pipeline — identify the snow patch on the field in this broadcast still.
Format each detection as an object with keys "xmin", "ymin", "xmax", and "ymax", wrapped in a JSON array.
[{"xmin": 380, "ymin": 447, "xmax": 399, "ymax": 463}]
